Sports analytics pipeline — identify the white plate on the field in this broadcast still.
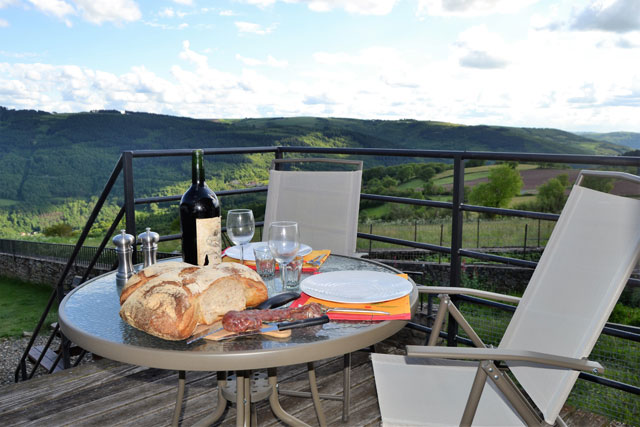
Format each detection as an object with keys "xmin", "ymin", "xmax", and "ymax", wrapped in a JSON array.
[
  {"xmin": 225, "ymin": 242, "xmax": 312, "ymax": 261},
  {"xmin": 300, "ymin": 271, "xmax": 412, "ymax": 304}
]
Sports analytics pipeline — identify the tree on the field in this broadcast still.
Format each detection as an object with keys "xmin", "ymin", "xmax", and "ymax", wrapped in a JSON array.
[
  {"xmin": 44, "ymin": 222, "xmax": 73, "ymax": 237},
  {"xmin": 581, "ymin": 176, "xmax": 614, "ymax": 193},
  {"xmin": 468, "ymin": 165, "xmax": 523, "ymax": 209},
  {"xmin": 536, "ymin": 177, "xmax": 567, "ymax": 213}
]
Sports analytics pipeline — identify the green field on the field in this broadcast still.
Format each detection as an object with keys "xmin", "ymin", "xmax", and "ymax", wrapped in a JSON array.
[
  {"xmin": 432, "ymin": 163, "xmax": 539, "ymax": 187},
  {"xmin": 357, "ymin": 217, "xmax": 556, "ymax": 252},
  {"xmin": 0, "ymin": 276, "xmax": 57, "ymax": 338}
]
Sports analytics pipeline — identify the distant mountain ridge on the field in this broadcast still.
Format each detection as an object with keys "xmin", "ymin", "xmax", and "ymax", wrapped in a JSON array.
[
  {"xmin": 576, "ymin": 131, "xmax": 640, "ymax": 150},
  {"xmin": 0, "ymin": 107, "xmax": 631, "ymax": 207}
]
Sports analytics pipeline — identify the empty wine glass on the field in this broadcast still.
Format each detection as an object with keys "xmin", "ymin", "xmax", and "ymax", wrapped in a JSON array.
[
  {"xmin": 226, "ymin": 209, "xmax": 255, "ymax": 264},
  {"xmin": 268, "ymin": 221, "xmax": 300, "ymax": 286}
]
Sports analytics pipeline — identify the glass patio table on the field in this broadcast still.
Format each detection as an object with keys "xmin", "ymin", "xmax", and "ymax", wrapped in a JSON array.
[{"xmin": 59, "ymin": 255, "xmax": 418, "ymax": 426}]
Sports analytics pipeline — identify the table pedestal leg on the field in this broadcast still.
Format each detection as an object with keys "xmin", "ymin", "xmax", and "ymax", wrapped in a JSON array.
[
  {"xmin": 172, "ymin": 370, "xmax": 186, "ymax": 427},
  {"xmin": 307, "ymin": 363, "xmax": 327, "ymax": 427},
  {"xmin": 236, "ymin": 371, "xmax": 247, "ymax": 427},
  {"xmin": 192, "ymin": 372, "xmax": 229, "ymax": 427},
  {"xmin": 267, "ymin": 368, "xmax": 312, "ymax": 427}
]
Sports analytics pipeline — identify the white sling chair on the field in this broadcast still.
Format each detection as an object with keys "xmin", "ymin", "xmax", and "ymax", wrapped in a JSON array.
[
  {"xmin": 263, "ymin": 157, "xmax": 363, "ymax": 424},
  {"xmin": 372, "ymin": 170, "xmax": 640, "ymax": 426},
  {"xmin": 263, "ymin": 158, "xmax": 362, "ymax": 256}
]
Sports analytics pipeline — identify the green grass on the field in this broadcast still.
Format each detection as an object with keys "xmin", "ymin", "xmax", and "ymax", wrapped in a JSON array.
[
  {"xmin": 432, "ymin": 164, "xmax": 539, "ymax": 186},
  {"xmin": 454, "ymin": 294, "xmax": 640, "ymax": 425},
  {"xmin": 397, "ymin": 178, "xmax": 427, "ymax": 190},
  {"xmin": 0, "ymin": 276, "xmax": 58, "ymax": 338},
  {"xmin": 357, "ymin": 217, "xmax": 556, "ymax": 251}
]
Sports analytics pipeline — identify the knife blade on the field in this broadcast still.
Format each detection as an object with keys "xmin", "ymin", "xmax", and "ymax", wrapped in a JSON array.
[
  {"xmin": 186, "ymin": 324, "xmax": 224, "ymax": 344},
  {"xmin": 216, "ymin": 314, "xmax": 330, "ymax": 341}
]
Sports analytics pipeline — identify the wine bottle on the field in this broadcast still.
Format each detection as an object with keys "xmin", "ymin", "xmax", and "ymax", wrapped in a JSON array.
[{"xmin": 179, "ymin": 149, "xmax": 221, "ymax": 266}]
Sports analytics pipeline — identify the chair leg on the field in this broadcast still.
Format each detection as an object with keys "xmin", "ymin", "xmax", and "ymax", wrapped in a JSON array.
[{"xmin": 460, "ymin": 362, "xmax": 488, "ymax": 427}]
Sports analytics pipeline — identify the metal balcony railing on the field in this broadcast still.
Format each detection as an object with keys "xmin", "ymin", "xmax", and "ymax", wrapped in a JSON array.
[{"xmin": 13, "ymin": 146, "xmax": 640, "ymax": 422}]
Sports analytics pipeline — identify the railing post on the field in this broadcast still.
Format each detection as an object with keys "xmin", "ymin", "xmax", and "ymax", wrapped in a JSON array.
[
  {"xmin": 448, "ymin": 155, "xmax": 465, "ymax": 346},
  {"xmin": 274, "ymin": 147, "xmax": 283, "ymax": 168},
  {"xmin": 123, "ymin": 151, "xmax": 137, "ymax": 264}
]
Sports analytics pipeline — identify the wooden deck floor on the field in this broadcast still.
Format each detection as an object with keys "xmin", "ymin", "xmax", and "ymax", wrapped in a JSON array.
[
  {"xmin": 0, "ymin": 339, "xmax": 616, "ymax": 427},
  {"xmin": 0, "ymin": 350, "xmax": 379, "ymax": 426}
]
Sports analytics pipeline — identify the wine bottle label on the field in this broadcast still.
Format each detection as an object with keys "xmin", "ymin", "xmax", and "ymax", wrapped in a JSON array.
[{"xmin": 196, "ymin": 217, "xmax": 221, "ymax": 266}]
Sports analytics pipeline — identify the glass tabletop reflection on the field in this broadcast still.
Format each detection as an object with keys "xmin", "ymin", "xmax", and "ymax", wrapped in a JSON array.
[{"xmin": 59, "ymin": 255, "xmax": 416, "ymax": 371}]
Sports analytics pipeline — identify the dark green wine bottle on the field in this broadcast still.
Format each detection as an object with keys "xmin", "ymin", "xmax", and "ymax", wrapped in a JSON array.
[{"xmin": 179, "ymin": 149, "xmax": 221, "ymax": 266}]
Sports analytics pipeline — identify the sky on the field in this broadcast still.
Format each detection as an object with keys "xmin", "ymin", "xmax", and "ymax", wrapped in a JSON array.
[{"xmin": 1, "ymin": 0, "xmax": 639, "ymax": 133}]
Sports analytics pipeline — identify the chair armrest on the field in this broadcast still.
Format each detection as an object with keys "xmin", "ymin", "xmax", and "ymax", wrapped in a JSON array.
[
  {"xmin": 416, "ymin": 286, "xmax": 521, "ymax": 304},
  {"xmin": 406, "ymin": 346, "xmax": 604, "ymax": 374}
]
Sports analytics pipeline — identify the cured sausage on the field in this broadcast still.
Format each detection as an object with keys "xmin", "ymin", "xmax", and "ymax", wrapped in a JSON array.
[{"xmin": 222, "ymin": 303, "xmax": 324, "ymax": 332}]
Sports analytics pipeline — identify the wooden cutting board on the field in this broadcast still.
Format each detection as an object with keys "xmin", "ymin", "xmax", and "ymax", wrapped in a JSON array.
[{"xmin": 190, "ymin": 322, "xmax": 292, "ymax": 341}]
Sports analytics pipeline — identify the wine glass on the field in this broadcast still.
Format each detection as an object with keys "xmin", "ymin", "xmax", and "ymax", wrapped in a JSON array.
[
  {"xmin": 268, "ymin": 221, "xmax": 300, "ymax": 285},
  {"xmin": 226, "ymin": 209, "xmax": 255, "ymax": 264}
]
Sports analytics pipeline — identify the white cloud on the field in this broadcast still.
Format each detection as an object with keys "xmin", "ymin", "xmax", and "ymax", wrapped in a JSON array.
[
  {"xmin": 235, "ymin": 21, "xmax": 277, "ymax": 35},
  {"xmin": 238, "ymin": 0, "xmax": 398, "ymax": 15},
  {"xmin": 570, "ymin": 0, "xmax": 640, "ymax": 33},
  {"xmin": 219, "ymin": 10, "xmax": 236, "ymax": 16},
  {"xmin": 173, "ymin": 0, "xmax": 192, "ymax": 5},
  {"xmin": 27, "ymin": 0, "xmax": 75, "ymax": 26},
  {"xmin": 159, "ymin": 7, "xmax": 175, "ymax": 18},
  {"xmin": 306, "ymin": 0, "xmax": 398, "ymax": 15},
  {"xmin": 236, "ymin": 54, "xmax": 288, "ymax": 67},
  {"xmin": 179, "ymin": 40, "xmax": 208, "ymax": 70},
  {"xmin": 416, "ymin": 0, "xmax": 538, "ymax": 17},
  {"xmin": 241, "ymin": 0, "xmax": 277, "ymax": 7},
  {"xmin": 454, "ymin": 25, "xmax": 510, "ymax": 69},
  {"xmin": 72, "ymin": 0, "xmax": 141, "ymax": 24},
  {"xmin": 0, "ymin": 18, "xmax": 8, "ymax": 27},
  {"xmin": 25, "ymin": 0, "xmax": 141, "ymax": 25}
]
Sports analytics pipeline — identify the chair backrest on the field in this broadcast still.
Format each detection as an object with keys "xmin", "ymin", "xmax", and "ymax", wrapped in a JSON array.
[
  {"xmin": 499, "ymin": 176, "xmax": 640, "ymax": 425},
  {"xmin": 263, "ymin": 158, "xmax": 363, "ymax": 256}
]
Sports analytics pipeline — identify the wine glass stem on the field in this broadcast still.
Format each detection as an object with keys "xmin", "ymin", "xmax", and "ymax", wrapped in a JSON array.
[{"xmin": 240, "ymin": 243, "xmax": 245, "ymax": 265}]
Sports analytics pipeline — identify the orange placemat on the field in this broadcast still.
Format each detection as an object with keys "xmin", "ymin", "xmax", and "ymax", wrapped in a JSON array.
[
  {"xmin": 222, "ymin": 249, "xmax": 330, "ymax": 273},
  {"xmin": 290, "ymin": 293, "xmax": 411, "ymax": 321}
]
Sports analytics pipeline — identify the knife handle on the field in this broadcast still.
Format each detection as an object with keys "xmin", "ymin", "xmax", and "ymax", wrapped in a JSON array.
[
  {"xmin": 255, "ymin": 292, "xmax": 301, "ymax": 310},
  {"xmin": 277, "ymin": 315, "xmax": 330, "ymax": 331}
]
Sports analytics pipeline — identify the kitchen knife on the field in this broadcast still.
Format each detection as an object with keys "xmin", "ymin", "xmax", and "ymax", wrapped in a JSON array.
[
  {"xmin": 187, "ymin": 293, "xmax": 302, "ymax": 344},
  {"xmin": 216, "ymin": 314, "xmax": 330, "ymax": 341}
]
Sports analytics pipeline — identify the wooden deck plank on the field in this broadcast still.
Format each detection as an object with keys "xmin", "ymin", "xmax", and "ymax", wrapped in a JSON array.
[
  {"xmin": 20, "ymin": 368, "xmax": 181, "ymax": 426},
  {"xmin": 0, "ymin": 359, "xmax": 143, "ymax": 413},
  {"xmin": 89, "ymin": 371, "xmax": 217, "ymax": 427},
  {"xmin": 2, "ymin": 363, "xmax": 176, "ymax": 425}
]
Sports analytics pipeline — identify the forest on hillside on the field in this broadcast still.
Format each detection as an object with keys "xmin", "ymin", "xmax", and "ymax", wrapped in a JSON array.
[{"xmin": 0, "ymin": 107, "xmax": 637, "ymax": 237}]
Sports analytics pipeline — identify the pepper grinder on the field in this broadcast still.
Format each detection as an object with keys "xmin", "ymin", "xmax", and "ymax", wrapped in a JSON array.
[
  {"xmin": 138, "ymin": 227, "xmax": 159, "ymax": 268},
  {"xmin": 113, "ymin": 229, "xmax": 135, "ymax": 288}
]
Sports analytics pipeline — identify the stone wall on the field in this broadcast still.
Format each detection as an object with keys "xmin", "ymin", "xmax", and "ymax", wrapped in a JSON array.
[{"xmin": 0, "ymin": 253, "xmax": 111, "ymax": 288}]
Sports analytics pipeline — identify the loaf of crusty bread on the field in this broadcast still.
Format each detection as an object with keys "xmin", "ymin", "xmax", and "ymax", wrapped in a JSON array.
[{"xmin": 119, "ymin": 261, "xmax": 268, "ymax": 340}]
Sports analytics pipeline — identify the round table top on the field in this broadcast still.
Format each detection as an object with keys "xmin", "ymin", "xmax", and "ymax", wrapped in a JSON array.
[{"xmin": 59, "ymin": 255, "xmax": 417, "ymax": 371}]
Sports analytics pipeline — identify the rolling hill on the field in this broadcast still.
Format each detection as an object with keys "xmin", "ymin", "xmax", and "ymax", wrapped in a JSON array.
[
  {"xmin": 0, "ymin": 107, "xmax": 630, "ymax": 209},
  {"xmin": 576, "ymin": 131, "xmax": 640, "ymax": 150}
]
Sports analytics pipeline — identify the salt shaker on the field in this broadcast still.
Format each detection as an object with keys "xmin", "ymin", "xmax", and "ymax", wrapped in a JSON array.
[
  {"xmin": 113, "ymin": 229, "xmax": 135, "ymax": 287},
  {"xmin": 138, "ymin": 227, "xmax": 159, "ymax": 268}
]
